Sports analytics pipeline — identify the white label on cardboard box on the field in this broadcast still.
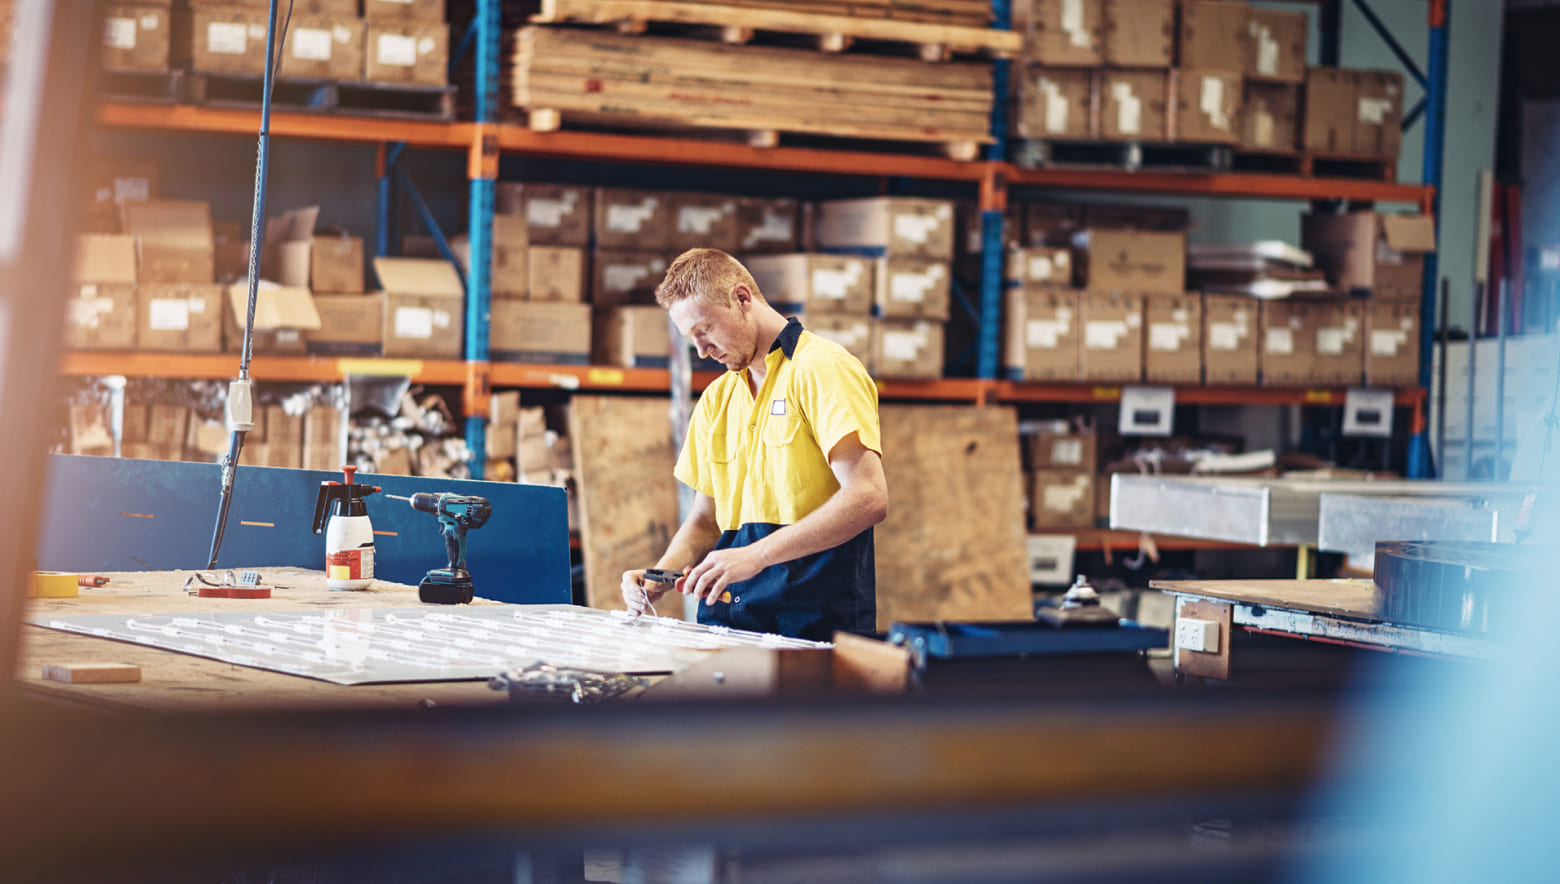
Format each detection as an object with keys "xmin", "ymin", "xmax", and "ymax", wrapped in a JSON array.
[
  {"xmin": 1359, "ymin": 97, "xmax": 1392, "ymax": 125},
  {"xmin": 141, "ymin": 13, "xmax": 160, "ymax": 30},
  {"xmin": 1208, "ymin": 321, "xmax": 1242, "ymax": 351},
  {"xmin": 1043, "ymin": 481, "xmax": 1085, "ymax": 513},
  {"xmin": 334, "ymin": 24, "xmax": 353, "ymax": 43},
  {"xmin": 208, "ymin": 22, "xmax": 248, "ymax": 55},
  {"xmin": 1265, "ymin": 327, "xmax": 1294, "ymax": 355},
  {"xmin": 1050, "ymin": 438, "xmax": 1083, "ymax": 466},
  {"xmin": 1376, "ymin": 239, "xmax": 1406, "ymax": 266},
  {"xmin": 1172, "ymin": 308, "xmax": 1189, "ymax": 323},
  {"xmin": 1041, "ymin": 79, "xmax": 1069, "ymax": 133},
  {"xmin": 417, "ymin": 36, "xmax": 436, "ymax": 55},
  {"xmin": 1027, "ymin": 254, "xmax": 1054, "ymax": 281},
  {"xmin": 105, "ymin": 17, "xmax": 137, "ymax": 49},
  {"xmin": 293, "ymin": 28, "xmax": 333, "ymax": 61},
  {"xmin": 678, "ymin": 206, "xmax": 724, "ymax": 235},
  {"xmin": 1254, "ymin": 110, "xmax": 1275, "ymax": 147},
  {"xmin": 815, "ymin": 324, "xmax": 868, "ymax": 350},
  {"xmin": 377, "ymin": 34, "xmax": 418, "ymax": 67},
  {"xmin": 1317, "ymin": 328, "xmax": 1346, "ymax": 355},
  {"xmin": 1111, "ymin": 82, "xmax": 1142, "ymax": 135},
  {"xmin": 1149, "ymin": 322, "xmax": 1188, "ymax": 352},
  {"xmin": 149, "ymin": 299, "xmax": 190, "ymax": 331},
  {"xmin": 1256, "ymin": 25, "xmax": 1280, "ymax": 76},
  {"xmin": 605, "ymin": 264, "xmax": 651, "ymax": 292},
  {"xmin": 1061, "ymin": 0, "xmax": 1091, "ymax": 48},
  {"xmin": 395, "ymin": 306, "xmax": 434, "ymax": 339},
  {"xmin": 70, "ymin": 298, "xmax": 113, "ymax": 330},
  {"xmin": 744, "ymin": 210, "xmax": 794, "ymax": 248},
  {"xmin": 433, "ymin": 310, "xmax": 451, "ymax": 329},
  {"xmin": 1234, "ymin": 307, "xmax": 1250, "ymax": 326},
  {"xmin": 529, "ymin": 198, "xmax": 567, "ymax": 227},
  {"xmin": 1200, "ymin": 75, "xmax": 1229, "ymax": 131},
  {"xmin": 890, "ymin": 271, "xmax": 935, "ymax": 303},
  {"xmin": 114, "ymin": 176, "xmax": 150, "ymax": 202},
  {"xmin": 276, "ymin": 329, "xmax": 301, "ymax": 345},
  {"xmin": 78, "ymin": 284, "xmax": 98, "ymax": 298},
  {"xmin": 892, "ymin": 214, "xmax": 937, "ymax": 245},
  {"xmin": 1085, "ymin": 320, "xmax": 1127, "ymax": 350},
  {"xmin": 811, "ymin": 269, "xmax": 851, "ymax": 299},
  {"xmin": 1371, "ymin": 329, "xmax": 1406, "ymax": 356},
  {"xmin": 881, "ymin": 330, "xmax": 924, "ymax": 362},
  {"xmin": 1126, "ymin": 311, "xmax": 1141, "ymax": 328},
  {"xmin": 1027, "ymin": 320, "xmax": 1063, "ymax": 348},
  {"xmin": 607, "ymin": 202, "xmax": 655, "ymax": 233},
  {"xmin": 187, "ymin": 297, "xmax": 205, "ymax": 314},
  {"xmin": 249, "ymin": 24, "xmax": 267, "ymax": 41}
]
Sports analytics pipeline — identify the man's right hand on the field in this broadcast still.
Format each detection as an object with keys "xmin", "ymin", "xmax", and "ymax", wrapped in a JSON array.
[{"xmin": 620, "ymin": 570, "xmax": 668, "ymax": 616}]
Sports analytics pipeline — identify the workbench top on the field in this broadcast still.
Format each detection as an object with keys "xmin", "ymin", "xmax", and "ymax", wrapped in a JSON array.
[
  {"xmin": 1149, "ymin": 579, "xmax": 1382, "ymax": 621},
  {"xmin": 18, "ymin": 568, "xmax": 511, "ymax": 712}
]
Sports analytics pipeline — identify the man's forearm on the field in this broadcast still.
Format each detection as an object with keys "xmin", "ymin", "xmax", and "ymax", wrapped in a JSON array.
[
  {"xmin": 658, "ymin": 511, "xmax": 721, "ymax": 572},
  {"xmin": 750, "ymin": 484, "xmax": 884, "ymax": 568}
]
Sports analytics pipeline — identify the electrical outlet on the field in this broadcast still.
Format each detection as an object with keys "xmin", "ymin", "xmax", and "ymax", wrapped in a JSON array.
[{"xmin": 1177, "ymin": 618, "xmax": 1220, "ymax": 653}]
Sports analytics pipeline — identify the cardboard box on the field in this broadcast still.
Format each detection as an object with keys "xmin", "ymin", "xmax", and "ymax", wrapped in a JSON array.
[
  {"xmin": 86, "ymin": 158, "xmax": 158, "ymax": 234},
  {"xmin": 185, "ymin": 417, "xmax": 230, "ymax": 463},
  {"xmin": 1364, "ymin": 300, "xmax": 1420, "ymax": 387},
  {"xmin": 138, "ymin": 283, "xmax": 224, "ymax": 352},
  {"xmin": 1015, "ymin": 67, "xmax": 1095, "ymax": 141},
  {"xmin": 816, "ymin": 198, "xmax": 955, "ymax": 261},
  {"xmin": 1080, "ymin": 291, "xmax": 1144, "ymax": 382},
  {"xmin": 102, "ymin": 5, "xmax": 171, "ymax": 71},
  {"xmin": 309, "ymin": 234, "xmax": 365, "ymax": 294},
  {"xmin": 1174, "ymin": 69, "xmax": 1242, "ymax": 144},
  {"xmin": 375, "ymin": 257, "xmax": 464, "ymax": 359},
  {"xmin": 277, "ymin": 15, "xmax": 364, "ymax": 81},
  {"xmin": 1311, "ymin": 300, "xmax": 1365, "ymax": 386},
  {"xmin": 224, "ymin": 282, "xmax": 322, "ymax": 355},
  {"xmin": 591, "ymin": 251, "xmax": 667, "ymax": 308},
  {"xmin": 1029, "ymin": 430, "xmax": 1097, "ymax": 473},
  {"xmin": 1030, "ymin": 469, "xmax": 1095, "ymax": 530},
  {"xmin": 1100, "ymin": 70, "xmax": 1169, "ymax": 141},
  {"xmin": 1024, "ymin": 202, "xmax": 1083, "ymax": 247},
  {"xmin": 670, "ymin": 193, "xmax": 740, "ymax": 253},
  {"xmin": 736, "ymin": 198, "xmax": 799, "ymax": 254},
  {"xmin": 1102, "ymin": 0, "xmax": 1174, "ymax": 68},
  {"xmin": 1075, "ymin": 229, "xmax": 1185, "ymax": 294},
  {"xmin": 1144, "ymin": 293, "xmax": 1202, "ymax": 384},
  {"xmin": 1005, "ymin": 247, "xmax": 1073, "ymax": 288},
  {"xmin": 66, "ymin": 284, "xmax": 138, "ymax": 350},
  {"xmin": 745, "ymin": 253, "xmax": 872, "ymax": 316},
  {"xmin": 122, "ymin": 200, "xmax": 214, "ymax": 284},
  {"xmin": 497, "ymin": 183, "xmax": 592, "ymax": 247},
  {"xmin": 487, "ymin": 391, "xmax": 521, "ymax": 461},
  {"xmin": 1020, "ymin": 0, "xmax": 1102, "ymax": 66},
  {"xmin": 1303, "ymin": 68, "xmax": 1356, "ymax": 155},
  {"xmin": 594, "ymin": 189, "xmax": 672, "ymax": 252},
  {"xmin": 1004, "ymin": 288, "xmax": 1079, "ymax": 381},
  {"xmin": 806, "ymin": 315, "xmax": 873, "ymax": 372},
  {"xmin": 183, "ymin": 6, "xmax": 270, "ymax": 75},
  {"xmin": 1246, "ymin": 8, "xmax": 1307, "ymax": 83},
  {"xmin": 872, "ymin": 319, "xmax": 943, "ymax": 380},
  {"xmin": 74, "ymin": 234, "xmax": 138, "ymax": 284},
  {"xmin": 1202, "ymin": 294, "xmax": 1258, "ymax": 385},
  {"xmin": 490, "ymin": 301, "xmax": 591, "ymax": 364},
  {"xmin": 1301, "ymin": 211, "xmax": 1436, "ymax": 298},
  {"xmin": 1259, "ymin": 300, "xmax": 1316, "ymax": 386},
  {"xmin": 527, "ymin": 246, "xmax": 586, "ymax": 303},
  {"xmin": 302, "ymin": 406, "xmax": 344, "ymax": 471},
  {"xmin": 146, "ymin": 404, "xmax": 190, "ymax": 451},
  {"xmin": 1354, "ymin": 70, "xmax": 1404, "ymax": 158},
  {"xmin": 263, "ymin": 406, "xmax": 303, "ymax": 469},
  {"xmin": 592, "ymin": 305, "xmax": 670, "ymax": 368},
  {"xmin": 452, "ymin": 213, "xmax": 528, "ymax": 298},
  {"xmin": 307, "ymin": 294, "xmax": 383, "ymax": 355},
  {"xmin": 364, "ymin": 21, "xmax": 447, "ymax": 86},
  {"xmin": 1242, "ymin": 82, "xmax": 1300, "ymax": 151},
  {"xmin": 873, "ymin": 259, "xmax": 950, "ymax": 321},
  {"xmin": 1178, "ymin": 0, "xmax": 1249, "ymax": 73},
  {"xmin": 364, "ymin": 0, "xmax": 444, "ymax": 22}
]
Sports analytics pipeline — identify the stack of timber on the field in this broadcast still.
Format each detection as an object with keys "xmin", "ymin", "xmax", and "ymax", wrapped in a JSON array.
[{"xmin": 508, "ymin": 26, "xmax": 996, "ymax": 158}]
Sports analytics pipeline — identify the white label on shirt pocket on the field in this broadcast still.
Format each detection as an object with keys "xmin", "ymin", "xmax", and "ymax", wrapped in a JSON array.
[{"xmin": 770, "ymin": 399, "xmax": 786, "ymax": 416}]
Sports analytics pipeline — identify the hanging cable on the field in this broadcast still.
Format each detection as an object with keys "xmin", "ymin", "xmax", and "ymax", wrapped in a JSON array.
[{"xmin": 205, "ymin": 0, "xmax": 294, "ymax": 569}]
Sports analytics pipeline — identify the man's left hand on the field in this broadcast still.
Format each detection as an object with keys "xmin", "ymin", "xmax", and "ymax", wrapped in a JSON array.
[{"xmin": 683, "ymin": 545, "xmax": 767, "ymax": 606}]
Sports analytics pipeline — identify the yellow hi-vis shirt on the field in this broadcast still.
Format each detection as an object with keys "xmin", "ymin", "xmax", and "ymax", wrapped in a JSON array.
[{"xmin": 674, "ymin": 317, "xmax": 881, "ymax": 639}]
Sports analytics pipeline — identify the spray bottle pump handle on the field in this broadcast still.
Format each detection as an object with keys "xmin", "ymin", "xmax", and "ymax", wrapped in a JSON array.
[{"xmin": 343, "ymin": 465, "xmax": 357, "ymax": 486}]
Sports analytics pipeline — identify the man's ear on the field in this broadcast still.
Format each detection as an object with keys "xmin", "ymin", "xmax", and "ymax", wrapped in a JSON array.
[{"xmin": 732, "ymin": 283, "xmax": 752, "ymax": 307}]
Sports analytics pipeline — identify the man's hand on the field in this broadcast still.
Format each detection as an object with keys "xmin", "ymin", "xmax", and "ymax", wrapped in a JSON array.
[
  {"xmin": 683, "ymin": 545, "xmax": 768, "ymax": 606},
  {"xmin": 619, "ymin": 569, "xmax": 668, "ymax": 616}
]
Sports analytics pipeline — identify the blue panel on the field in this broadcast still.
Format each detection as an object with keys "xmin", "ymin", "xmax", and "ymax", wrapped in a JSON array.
[
  {"xmin": 1410, "ymin": 4, "xmax": 1449, "ymax": 479},
  {"xmin": 977, "ymin": 210, "xmax": 1005, "ymax": 379},
  {"xmin": 35, "ymin": 455, "xmax": 571, "ymax": 606},
  {"xmin": 887, "ymin": 621, "xmax": 1168, "ymax": 659}
]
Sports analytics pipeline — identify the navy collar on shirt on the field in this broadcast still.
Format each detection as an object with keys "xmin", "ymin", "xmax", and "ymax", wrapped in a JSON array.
[{"xmin": 769, "ymin": 316, "xmax": 803, "ymax": 359}]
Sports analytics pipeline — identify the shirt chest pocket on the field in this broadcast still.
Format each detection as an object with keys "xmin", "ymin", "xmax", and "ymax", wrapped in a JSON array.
[{"xmin": 761, "ymin": 415, "xmax": 810, "ymax": 491}]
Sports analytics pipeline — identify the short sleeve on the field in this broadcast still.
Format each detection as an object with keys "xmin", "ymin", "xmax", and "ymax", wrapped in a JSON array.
[
  {"xmin": 674, "ymin": 384, "xmax": 715, "ymax": 496},
  {"xmin": 794, "ymin": 345, "xmax": 882, "ymax": 459}
]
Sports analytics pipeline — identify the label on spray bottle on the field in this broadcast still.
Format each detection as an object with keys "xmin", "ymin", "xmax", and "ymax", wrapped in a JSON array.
[{"xmin": 327, "ymin": 548, "xmax": 374, "ymax": 582}]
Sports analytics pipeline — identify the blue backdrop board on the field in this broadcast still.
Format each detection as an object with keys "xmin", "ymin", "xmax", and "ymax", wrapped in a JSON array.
[{"xmin": 37, "ymin": 455, "xmax": 572, "ymax": 605}]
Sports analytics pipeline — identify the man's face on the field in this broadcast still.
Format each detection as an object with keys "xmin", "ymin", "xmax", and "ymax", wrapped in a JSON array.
[{"xmin": 668, "ymin": 287, "xmax": 754, "ymax": 371}]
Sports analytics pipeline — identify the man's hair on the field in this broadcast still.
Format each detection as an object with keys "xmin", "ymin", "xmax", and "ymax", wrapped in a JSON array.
[{"xmin": 655, "ymin": 248, "xmax": 763, "ymax": 309}]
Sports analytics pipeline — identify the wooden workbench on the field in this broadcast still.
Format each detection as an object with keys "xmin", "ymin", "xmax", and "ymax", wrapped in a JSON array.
[{"xmin": 17, "ymin": 568, "xmax": 511, "ymax": 712}]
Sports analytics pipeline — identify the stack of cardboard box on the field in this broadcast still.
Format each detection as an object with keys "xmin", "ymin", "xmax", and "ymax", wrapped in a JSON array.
[
  {"xmin": 364, "ymin": 0, "xmax": 447, "ymax": 86},
  {"xmin": 174, "ymin": 0, "xmax": 426, "ymax": 86},
  {"xmin": 1024, "ymin": 423, "xmax": 1099, "ymax": 530},
  {"xmin": 120, "ymin": 200, "xmax": 225, "ymax": 353},
  {"xmin": 487, "ymin": 181, "xmax": 591, "ymax": 364},
  {"xmin": 484, "ymin": 393, "xmax": 577, "ymax": 528}
]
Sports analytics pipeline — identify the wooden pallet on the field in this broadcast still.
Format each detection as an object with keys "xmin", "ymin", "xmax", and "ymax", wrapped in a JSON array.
[
  {"xmin": 1011, "ymin": 138, "xmax": 1236, "ymax": 173},
  {"xmin": 1231, "ymin": 148, "xmax": 1397, "ymax": 181},
  {"xmin": 510, "ymin": 26, "xmax": 991, "ymax": 158},
  {"xmin": 529, "ymin": 0, "xmax": 1019, "ymax": 60},
  {"xmin": 186, "ymin": 72, "xmax": 456, "ymax": 121},
  {"xmin": 99, "ymin": 68, "xmax": 184, "ymax": 104}
]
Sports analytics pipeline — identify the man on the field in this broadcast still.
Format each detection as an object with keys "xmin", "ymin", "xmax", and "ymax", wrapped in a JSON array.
[{"xmin": 619, "ymin": 248, "xmax": 888, "ymax": 641}]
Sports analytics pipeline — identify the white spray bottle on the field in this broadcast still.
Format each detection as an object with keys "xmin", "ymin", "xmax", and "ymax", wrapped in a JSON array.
[{"xmin": 311, "ymin": 465, "xmax": 381, "ymax": 591}]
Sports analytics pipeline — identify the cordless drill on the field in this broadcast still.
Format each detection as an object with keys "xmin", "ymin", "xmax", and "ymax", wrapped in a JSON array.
[{"xmin": 386, "ymin": 492, "xmax": 492, "ymax": 604}]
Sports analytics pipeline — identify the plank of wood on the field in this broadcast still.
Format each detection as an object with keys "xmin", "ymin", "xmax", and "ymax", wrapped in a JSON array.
[
  {"xmin": 569, "ymin": 396, "xmax": 685, "ymax": 615},
  {"xmin": 874, "ymin": 405, "xmax": 1032, "ymax": 629},
  {"xmin": 519, "ymin": 99, "xmax": 991, "ymax": 145},
  {"xmin": 1151, "ymin": 579, "xmax": 1381, "ymax": 620},
  {"xmin": 534, "ymin": 0, "xmax": 1019, "ymax": 53},
  {"xmin": 831, "ymin": 632, "xmax": 909, "ymax": 693},
  {"xmin": 41, "ymin": 662, "xmax": 141, "ymax": 684}
]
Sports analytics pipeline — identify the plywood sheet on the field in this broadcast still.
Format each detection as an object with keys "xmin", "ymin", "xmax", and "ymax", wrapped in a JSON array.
[
  {"xmin": 571, "ymin": 395, "xmax": 685, "ymax": 615},
  {"xmin": 1151, "ymin": 578, "xmax": 1380, "ymax": 620},
  {"xmin": 875, "ymin": 405, "xmax": 1032, "ymax": 628}
]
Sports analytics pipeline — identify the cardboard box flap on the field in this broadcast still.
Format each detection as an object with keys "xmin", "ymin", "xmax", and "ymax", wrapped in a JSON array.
[
  {"xmin": 74, "ymin": 234, "xmax": 138, "ymax": 284},
  {"xmin": 122, "ymin": 200, "xmax": 212, "ymax": 245},
  {"xmin": 227, "ymin": 281, "xmax": 323, "ymax": 331},
  {"xmin": 373, "ymin": 257, "xmax": 464, "ymax": 297},
  {"xmin": 1380, "ymin": 214, "xmax": 1436, "ymax": 252},
  {"xmin": 267, "ymin": 206, "xmax": 321, "ymax": 244}
]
